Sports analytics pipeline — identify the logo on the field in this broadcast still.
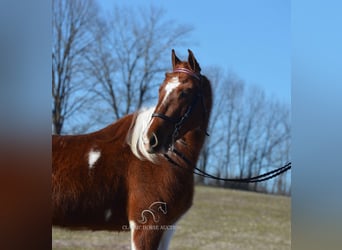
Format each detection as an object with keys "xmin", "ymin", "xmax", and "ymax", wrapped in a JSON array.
[{"xmin": 138, "ymin": 201, "xmax": 167, "ymax": 224}]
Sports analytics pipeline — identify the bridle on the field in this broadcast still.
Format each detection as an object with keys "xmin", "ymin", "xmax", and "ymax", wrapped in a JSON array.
[
  {"xmin": 151, "ymin": 68, "xmax": 208, "ymax": 149},
  {"xmin": 151, "ymin": 68, "xmax": 292, "ymax": 183}
]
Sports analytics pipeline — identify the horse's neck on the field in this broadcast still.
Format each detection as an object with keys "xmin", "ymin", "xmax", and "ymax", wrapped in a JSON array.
[
  {"xmin": 181, "ymin": 108, "xmax": 211, "ymax": 164},
  {"xmin": 183, "ymin": 82, "xmax": 212, "ymax": 162},
  {"xmin": 180, "ymin": 128, "xmax": 207, "ymax": 164}
]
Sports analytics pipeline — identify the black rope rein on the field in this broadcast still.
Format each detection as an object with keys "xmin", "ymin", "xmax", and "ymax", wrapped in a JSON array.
[{"xmin": 165, "ymin": 148, "xmax": 291, "ymax": 183}]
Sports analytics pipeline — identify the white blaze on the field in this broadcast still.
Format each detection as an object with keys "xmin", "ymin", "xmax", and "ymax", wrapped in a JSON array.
[
  {"xmin": 88, "ymin": 149, "xmax": 101, "ymax": 169},
  {"xmin": 162, "ymin": 77, "xmax": 180, "ymax": 105}
]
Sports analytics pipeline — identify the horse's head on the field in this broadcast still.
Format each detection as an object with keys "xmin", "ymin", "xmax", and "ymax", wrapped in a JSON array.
[{"xmin": 144, "ymin": 49, "xmax": 211, "ymax": 154}]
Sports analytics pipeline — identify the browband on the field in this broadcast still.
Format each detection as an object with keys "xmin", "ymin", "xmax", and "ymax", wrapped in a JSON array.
[{"xmin": 173, "ymin": 68, "xmax": 201, "ymax": 81}]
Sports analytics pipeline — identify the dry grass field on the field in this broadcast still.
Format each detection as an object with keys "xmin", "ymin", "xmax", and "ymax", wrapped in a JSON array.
[{"xmin": 52, "ymin": 185, "xmax": 290, "ymax": 250}]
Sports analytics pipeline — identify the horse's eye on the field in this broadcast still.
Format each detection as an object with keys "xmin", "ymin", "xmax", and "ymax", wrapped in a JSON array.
[{"xmin": 179, "ymin": 90, "xmax": 189, "ymax": 98}]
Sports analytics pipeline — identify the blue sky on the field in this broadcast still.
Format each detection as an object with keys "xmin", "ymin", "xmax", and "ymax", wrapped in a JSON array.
[{"xmin": 98, "ymin": 0, "xmax": 290, "ymax": 104}]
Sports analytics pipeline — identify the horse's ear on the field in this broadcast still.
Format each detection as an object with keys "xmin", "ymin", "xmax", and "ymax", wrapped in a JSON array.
[
  {"xmin": 188, "ymin": 49, "xmax": 201, "ymax": 73},
  {"xmin": 172, "ymin": 49, "xmax": 181, "ymax": 70}
]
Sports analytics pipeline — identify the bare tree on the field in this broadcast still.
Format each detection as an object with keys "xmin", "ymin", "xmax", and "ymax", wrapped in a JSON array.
[
  {"xmin": 52, "ymin": 0, "xmax": 99, "ymax": 134},
  {"xmin": 199, "ymin": 69, "xmax": 291, "ymax": 193},
  {"xmin": 85, "ymin": 5, "xmax": 194, "ymax": 121},
  {"xmin": 230, "ymin": 85, "xmax": 291, "ymax": 192},
  {"xmin": 221, "ymin": 73, "xmax": 245, "ymax": 180},
  {"xmin": 197, "ymin": 67, "xmax": 226, "ymax": 184},
  {"xmin": 247, "ymin": 95, "xmax": 291, "ymax": 192},
  {"xmin": 269, "ymin": 104, "xmax": 291, "ymax": 195}
]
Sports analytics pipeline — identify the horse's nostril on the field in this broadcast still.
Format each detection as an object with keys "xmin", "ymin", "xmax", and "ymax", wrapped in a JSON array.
[{"xmin": 149, "ymin": 133, "xmax": 158, "ymax": 148}]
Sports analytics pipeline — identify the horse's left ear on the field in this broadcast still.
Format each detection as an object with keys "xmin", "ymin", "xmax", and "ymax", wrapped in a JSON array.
[
  {"xmin": 172, "ymin": 49, "xmax": 181, "ymax": 70},
  {"xmin": 188, "ymin": 49, "xmax": 201, "ymax": 73}
]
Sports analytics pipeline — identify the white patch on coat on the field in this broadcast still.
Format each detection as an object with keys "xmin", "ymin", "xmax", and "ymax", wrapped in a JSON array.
[
  {"xmin": 126, "ymin": 107, "xmax": 159, "ymax": 163},
  {"xmin": 129, "ymin": 220, "xmax": 137, "ymax": 250},
  {"xmin": 158, "ymin": 214, "xmax": 184, "ymax": 249},
  {"xmin": 104, "ymin": 209, "xmax": 112, "ymax": 221},
  {"xmin": 88, "ymin": 149, "xmax": 101, "ymax": 169},
  {"xmin": 157, "ymin": 223, "xmax": 176, "ymax": 250}
]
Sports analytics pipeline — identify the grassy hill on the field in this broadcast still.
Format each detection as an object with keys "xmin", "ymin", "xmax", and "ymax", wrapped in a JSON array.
[{"xmin": 52, "ymin": 185, "xmax": 290, "ymax": 249}]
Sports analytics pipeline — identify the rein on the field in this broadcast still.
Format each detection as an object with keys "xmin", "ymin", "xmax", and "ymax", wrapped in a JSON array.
[{"xmin": 165, "ymin": 148, "xmax": 291, "ymax": 183}]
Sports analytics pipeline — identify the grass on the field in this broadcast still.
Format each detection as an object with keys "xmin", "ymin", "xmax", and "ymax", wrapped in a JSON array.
[{"xmin": 52, "ymin": 185, "xmax": 290, "ymax": 249}]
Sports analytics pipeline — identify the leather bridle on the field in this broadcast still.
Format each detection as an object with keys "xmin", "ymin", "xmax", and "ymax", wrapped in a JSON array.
[{"xmin": 151, "ymin": 68, "xmax": 208, "ymax": 149}]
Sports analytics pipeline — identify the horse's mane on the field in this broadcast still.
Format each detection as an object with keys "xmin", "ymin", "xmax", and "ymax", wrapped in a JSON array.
[{"xmin": 126, "ymin": 107, "xmax": 159, "ymax": 164}]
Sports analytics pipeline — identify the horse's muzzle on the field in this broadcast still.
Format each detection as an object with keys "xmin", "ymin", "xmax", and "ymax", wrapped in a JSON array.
[
  {"xmin": 146, "ymin": 132, "xmax": 169, "ymax": 154},
  {"xmin": 147, "ymin": 133, "xmax": 158, "ymax": 153}
]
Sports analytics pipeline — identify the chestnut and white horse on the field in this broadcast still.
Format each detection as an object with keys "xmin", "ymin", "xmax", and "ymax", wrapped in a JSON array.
[{"xmin": 52, "ymin": 49, "xmax": 212, "ymax": 249}]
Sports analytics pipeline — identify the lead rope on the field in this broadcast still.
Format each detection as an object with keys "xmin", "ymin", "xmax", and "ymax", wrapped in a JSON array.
[{"xmin": 165, "ymin": 148, "xmax": 291, "ymax": 183}]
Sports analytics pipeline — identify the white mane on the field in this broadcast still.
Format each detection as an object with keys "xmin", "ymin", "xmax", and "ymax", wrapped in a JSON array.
[{"xmin": 126, "ymin": 107, "xmax": 159, "ymax": 163}]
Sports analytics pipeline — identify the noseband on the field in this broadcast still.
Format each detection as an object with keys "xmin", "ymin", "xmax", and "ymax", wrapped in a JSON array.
[{"xmin": 151, "ymin": 68, "xmax": 208, "ymax": 149}]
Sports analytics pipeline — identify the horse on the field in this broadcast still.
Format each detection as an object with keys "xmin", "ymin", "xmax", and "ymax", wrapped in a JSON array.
[{"xmin": 52, "ymin": 49, "xmax": 213, "ymax": 250}]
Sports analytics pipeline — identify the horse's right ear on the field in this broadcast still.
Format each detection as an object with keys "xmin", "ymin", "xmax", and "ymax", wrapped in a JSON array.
[
  {"xmin": 188, "ymin": 49, "xmax": 201, "ymax": 73},
  {"xmin": 172, "ymin": 49, "xmax": 181, "ymax": 70}
]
